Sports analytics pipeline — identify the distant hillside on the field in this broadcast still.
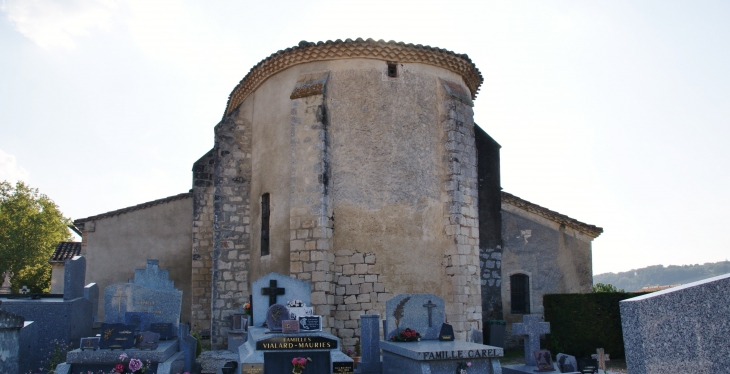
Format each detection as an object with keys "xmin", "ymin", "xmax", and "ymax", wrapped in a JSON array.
[{"xmin": 594, "ymin": 261, "xmax": 730, "ymax": 292}]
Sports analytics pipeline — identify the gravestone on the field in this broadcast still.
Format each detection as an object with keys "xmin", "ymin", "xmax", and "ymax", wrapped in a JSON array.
[
  {"xmin": 84, "ymin": 283, "xmax": 99, "ymax": 323},
  {"xmin": 63, "ymin": 256, "xmax": 86, "ymax": 300},
  {"xmin": 511, "ymin": 314, "xmax": 550, "ymax": 366},
  {"xmin": 239, "ymin": 272, "xmax": 352, "ymax": 373},
  {"xmin": 178, "ymin": 323, "xmax": 198, "ymax": 374},
  {"xmin": 358, "ymin": 314, "xmax": 382, "ymax": 374},
  {"xmin": 0, "ymin": 308, "xmax": 24, "ymax": 374},
  {"xmin": 620, "ymin": 273, "xmax": 730, "ymax": 374},
  {"xmin": 104, "ymin": 260, "xmax": 182, "ymax": 331},
  {"xmin": 380, "ymin": 294, "xmax": 504, "ymax": 374},
  {"xmin": 251, "ymin": 273, "xmax": 310, "ymax": 328},
  {"xmin": 384, "ymin": 294, "xmax": 445, "ymax": 340}
]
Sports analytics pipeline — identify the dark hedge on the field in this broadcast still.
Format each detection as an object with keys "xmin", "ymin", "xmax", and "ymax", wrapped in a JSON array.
[{"xmin": 542, "ymin": 292, "xmax": 647, "ymax": 359}]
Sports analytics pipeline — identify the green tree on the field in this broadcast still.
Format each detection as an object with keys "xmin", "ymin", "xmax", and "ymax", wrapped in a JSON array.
[
  {"xmin": 592, "ymin": 283, "xmax": 625, "ymax": 293},
  {"xmin": 0, "ymin": 181, "xmax": 72, "ymax": 293}
]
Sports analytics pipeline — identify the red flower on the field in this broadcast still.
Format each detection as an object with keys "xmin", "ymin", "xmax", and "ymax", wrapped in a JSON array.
[{"xmin": 115, "ymin": 363, "xmax": 125, "ymax": 373}]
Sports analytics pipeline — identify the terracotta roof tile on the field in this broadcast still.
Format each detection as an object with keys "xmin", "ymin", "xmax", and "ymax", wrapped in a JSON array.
[
  {"xmin": 502, "ymin": 191, "xmax": 603, "ymax": 238},
  {"xmin": 224, "ymin": 38, "xmax": 483, "ymax": 117},
  {"xmin": 73, "ymin": 192, "xmax": 192, "ymax": 224},
  {"xmin": 49, "ymin": 242, "xmax": 81, "ymax": 263}
]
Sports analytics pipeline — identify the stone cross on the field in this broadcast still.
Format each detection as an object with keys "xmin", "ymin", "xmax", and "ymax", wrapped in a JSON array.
[
  {"xmin": 423, "ymin": 300, "xmax": 437, "ymax": 327},
  {"xmin": 512, "ymin": 314, "xmax": 550, "ymax": 366},
  {"xmin": 261, "ymin": 279, "xmax": 285, "ymax": 306},
  {"xmin": 591, "ymin": 348, "xmax": 610, "ymax": 371},
  {"xmin": 20, "ymin": 286, "xmax": 29, "ymax": 294}
]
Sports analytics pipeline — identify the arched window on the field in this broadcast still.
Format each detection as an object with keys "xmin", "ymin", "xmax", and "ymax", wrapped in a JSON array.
[{"xmin": 510, "ymin": 273, "xmax": 530, "ymax": 314}]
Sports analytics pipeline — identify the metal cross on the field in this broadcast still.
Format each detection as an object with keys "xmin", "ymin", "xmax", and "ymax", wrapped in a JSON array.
[
  {"xmin": 261, "ymin": 279, "xmax": 285, "ymax": 306},
  {"xmin": 423, "ymin": 300, "xmax": 437, "ymax": 327}
]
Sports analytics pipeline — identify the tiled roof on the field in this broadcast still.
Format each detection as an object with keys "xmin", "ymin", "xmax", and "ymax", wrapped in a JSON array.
[
  {"xmin": 502, "ymin": 191, "xmax": 604, "ymax": 238},
  {"xmin": 49, "ymin": 242, "xmax": 81, "ymax": 263},
  {"xmin": 73, "ymin": 192, "xmax": 192, "ymax": 224},
  {"xmin": 224, "ymin": 38, "xmax": 483, "ymax": 117}
]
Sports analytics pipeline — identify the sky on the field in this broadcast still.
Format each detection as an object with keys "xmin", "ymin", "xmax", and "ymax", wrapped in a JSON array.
[{"xmin": 1, "ymin": 0, "xmax": 729, "ymax": 275}]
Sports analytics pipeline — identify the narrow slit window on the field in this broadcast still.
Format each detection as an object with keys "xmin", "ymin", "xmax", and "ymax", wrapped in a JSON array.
[
  {"xmin": 261, "ymin": 193, "xmax": 270, "ymax": 256},
  {"xmin": 387, "ymin": 62, "xmax": 398, "ymax": 78},
  {"xmin": 510, "ymin": 274, "xmax": 530, "ymax": 314}
]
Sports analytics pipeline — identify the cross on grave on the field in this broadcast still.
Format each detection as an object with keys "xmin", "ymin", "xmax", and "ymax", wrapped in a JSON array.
[
  {"xmin": 423, "ymin": 300, "xmax": 437, "ymax": 327},
  {"xmin": 261, "ymin": 279, "xmax": 285, "ymax": 306},
  {"xmin": 111, "ymin": 289, "xmax": 129, "ymax": 313},
  {"xmin": 512, "ymin": 314, "xmax": 550, "ymax": 366},
  {"xmin": 20, "ymin": 286, "xmax": 29, "ymax": 294},
  {"xmin": 591, "ymin": 348, "xmax": 610, "ymax": 371}
]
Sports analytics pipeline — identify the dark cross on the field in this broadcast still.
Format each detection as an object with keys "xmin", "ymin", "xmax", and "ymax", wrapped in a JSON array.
[
  {"xmin": 423, "ymin": 300, "xmax": 437, "ymax": 327},
  {"xmin": 261, "ymin": 279, "xmax": 285, "ymax": 306}
]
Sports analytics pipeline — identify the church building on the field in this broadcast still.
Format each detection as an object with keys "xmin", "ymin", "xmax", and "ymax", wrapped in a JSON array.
[{"xmin": 71, "ymin": 39, "xmax": 602, "ymax": 350}]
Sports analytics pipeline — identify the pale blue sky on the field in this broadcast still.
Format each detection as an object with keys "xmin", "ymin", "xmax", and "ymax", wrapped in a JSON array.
[{"xmin": 1, "ymin": 0, "xmax": 728, "ymax": 275}]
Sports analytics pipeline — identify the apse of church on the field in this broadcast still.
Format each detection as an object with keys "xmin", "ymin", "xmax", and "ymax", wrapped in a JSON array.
[{"xmin": 190, "ymin": 39, "xmax": 501, "ymax": 349}]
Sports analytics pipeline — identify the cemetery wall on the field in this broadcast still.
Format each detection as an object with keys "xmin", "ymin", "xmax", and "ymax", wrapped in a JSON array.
[
  {"xmin": 501, "ymin": 199, "xmax": 599, "ymax": 346},
  {"xmin": 75, "ymin": 195, "xmax": 193, "ymax": 324}
]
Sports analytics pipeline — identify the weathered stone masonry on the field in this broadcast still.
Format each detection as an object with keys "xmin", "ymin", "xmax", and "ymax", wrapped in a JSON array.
[
  {"xmin": 288, "ymin": 72, "xmax": 336, "ymax": 332},
  {"xmin": 192, "ymin": 150, "xmax": 215, "ymax": 333},
  {"xmin": 211, "ymin": 108, "xmax": 253, "ymax": 349},
  {"xmin": 440, "ymin": 79, "xmax": 483, "ymax": 341}
]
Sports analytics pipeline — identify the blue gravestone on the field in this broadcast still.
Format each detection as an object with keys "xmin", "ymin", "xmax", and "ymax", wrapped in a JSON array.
[
  {"xmin": 104, "ymin": 260, "xmax": 182, "ymax": 331},
  {"xmin": 64, "ymin": 256, "xmax": 86, "ymax": 300},
  {"xmin": 385, "ymin": 294, "xmax": 445, "ymax": 340},
  {"xmin": 251, "ymin": 273, "xmax": 310, "ymax": 327}
]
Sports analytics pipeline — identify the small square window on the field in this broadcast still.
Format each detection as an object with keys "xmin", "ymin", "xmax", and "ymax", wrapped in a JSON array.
[{"xmin": 387, "ymin": 62, "xmax": 398, "ymax": 78}]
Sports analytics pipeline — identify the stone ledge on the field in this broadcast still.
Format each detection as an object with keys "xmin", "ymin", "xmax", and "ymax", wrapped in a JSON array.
[{"xmin": 380, "ymin": 340, "xmax": 502, "ymax": 361}]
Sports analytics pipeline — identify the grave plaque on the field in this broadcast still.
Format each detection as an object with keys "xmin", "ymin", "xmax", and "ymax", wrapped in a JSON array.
[
  {"xmin": 385, "ymin": 293, "xmax": 445, "ymax": 340},
  {"xmin": 150, "ymin": 322, "xmax": 175, "ymax": 340},
  {"xmin": 533, "ymin": 349, "xmax": 554, "ymax": 372},
  {"xmin": 557, "ymin": 353, "xmax": 578, "ymax": 373},
  {"xmin": 256, "ymin": 335, "xmax": 337, "ymax": 350},
  {"xmin": 232, "ymin": 314, "xmax": 248, "ymax": 331},
  {"xmin": 439, "ymin": 323, "xmax": 455, "ymax": 341},
  {"xmin": 298, "ymin": 316, "xmax": 322, "ymax": 332},
  {"xmin": 99, "ymin": 323, "xmax": 136, "ymax": 350},
  {"xmin": 135, "ymin": 331, "xmax": 160, "ymax": 350},
  {"xmin": 333, "ymin": 361, "xmax": 354, "ymax": 374},
  {"xmin": 282, "ymin": 320, "xmax": 300, "ymax": 334},
  {"xmin": 240, "ymin": 363, "xmax": 264, "ymax": 374},
  {"xmin": 79, "ymin": 337, "xmax": 100, "ymax": 351},
  {"xmin": 265, "ymin": 304, "xmax": 289, "ymax": 332}
]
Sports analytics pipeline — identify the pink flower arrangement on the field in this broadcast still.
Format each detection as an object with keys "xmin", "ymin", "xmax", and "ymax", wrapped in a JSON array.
[
  {"xmin": 128, "ymin": 359, "xmax": 143, "ymax": 372},
  {"xmin": 291, "ymin": 356, "xmax": 312, "ymax": 374}
]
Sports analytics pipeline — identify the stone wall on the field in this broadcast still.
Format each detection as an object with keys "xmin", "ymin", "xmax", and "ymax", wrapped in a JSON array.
[
  {"xmin": 210, "ymin": 107, "xmax": 252, "ymax": 349},
  {"xmin": 439, "ymin": 79, "xmax": 483, "ymax": 340},
  {"xmin": 332, "ymin": 250, "xmax": 389, "ymax": 352},
  {"xmin": 192, "ymin": 149, "xmax": 215, "ymax": 333},
  {"xmin": 288, "ymin": 73, "xmax": 335, "ymax": 331},
  {"xmin": 475, "ymin": 126, "xmax": 503, "ymax": 322}
]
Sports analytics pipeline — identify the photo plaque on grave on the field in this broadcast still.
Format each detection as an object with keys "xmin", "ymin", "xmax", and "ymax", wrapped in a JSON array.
[
  {"xmin": 533, "ymin": 349, "xmax": 554, "ymax": 372},
  {"xmin": 282, "ymin": 320, "xmax": 300, "ymax": 333},
  {"xmin": 80, "ymin": 337, "xmax": 100, "ymax": 351},
  {"xmin": 233, "ymin": 314, "xmax": 248, "ymax": 331},
  {"xmin": 298, "ymin": 315, "xmax": 322, "ymax": 332},
  {"xmin": 99, "ymin": 323, "xmax": 136, "ymax": 350}
]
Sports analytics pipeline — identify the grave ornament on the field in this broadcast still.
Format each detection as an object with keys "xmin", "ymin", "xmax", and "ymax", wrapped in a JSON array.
[
  {"xmin": 265, "ymin": 303, "xmax": 289, "ymax": 332},
  {"xmin": 556, "ymin": 353, "xmax": 578, "ymax": 373},
  {"xmin": 0, "ymin": 270, "xmax": 13, "ymax": 294},
  {"xmin": 533, "ymin": 349, "xmax": 554, "ymax": 372}
]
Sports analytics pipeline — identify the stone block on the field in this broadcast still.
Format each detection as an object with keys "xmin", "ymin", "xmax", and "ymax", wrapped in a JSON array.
[{"xmin": 620, "ymin": 273, "xmax": 730, "ymax": 374}]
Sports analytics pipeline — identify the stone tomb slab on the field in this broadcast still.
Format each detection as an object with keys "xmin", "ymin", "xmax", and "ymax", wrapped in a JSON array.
[
  {"xmin": 239, "ymin": 327, "xmax": 352, "ymax": 373},
  {"xmin": 381, "ymin": 340, "xmax": 503, "ymax": 374},
  {"xmin": 252, "ymin": 273, "xmax": 311, "ymax": 327},
  {"xmin": 104, "ymin": 283, "xmax": 182, "ymax": 331},
  {"xmin": 59, "ymin": 339, "xmax": 185, "ymax": 374},
  {"xmin": 385, "ymin": 294, "xmax": 445, "ymax": 340}
]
